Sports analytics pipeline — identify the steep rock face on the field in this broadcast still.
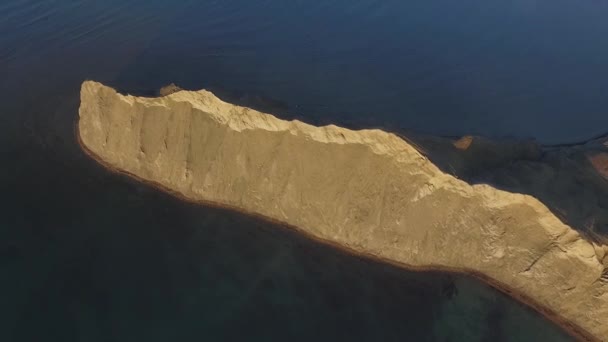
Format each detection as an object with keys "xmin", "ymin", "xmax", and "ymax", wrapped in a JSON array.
[{"xmin": 78, "ymin": 81, "xmax": 608, "ymax": 341}]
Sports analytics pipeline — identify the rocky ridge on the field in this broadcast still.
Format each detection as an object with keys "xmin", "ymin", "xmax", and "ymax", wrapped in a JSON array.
[{"xmin": 78, "ymin": 81, "xmax": 608, "ymax": 341}]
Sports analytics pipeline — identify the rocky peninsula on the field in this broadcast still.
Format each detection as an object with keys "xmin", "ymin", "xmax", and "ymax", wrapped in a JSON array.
[{"xmin": 77, "ymin": 81, "xmax": 608, "ymax": 341}]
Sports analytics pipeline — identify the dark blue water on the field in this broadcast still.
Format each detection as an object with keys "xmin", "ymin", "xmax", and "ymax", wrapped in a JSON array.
[
  {"xmin": 3, "ymin": 0, "xmax": 608, "ymax": 144},
  {"xmin": 3, "ymin": 0, "xmax": 607, "ymax": 340}
]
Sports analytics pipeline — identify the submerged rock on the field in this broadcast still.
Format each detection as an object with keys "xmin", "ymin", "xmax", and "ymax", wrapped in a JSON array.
[
  {"xmin": 77, "ymin": 81, "xmax": 608, "ymax": 341},
  {"xmin": 589, "ymin": 152, "xmax": 608, "ymax": 180}
]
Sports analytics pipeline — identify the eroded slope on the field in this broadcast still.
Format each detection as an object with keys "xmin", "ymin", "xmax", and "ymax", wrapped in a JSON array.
[{"xmin": 78, "ymin": 81, "xmax": 608, "ymax": 340}]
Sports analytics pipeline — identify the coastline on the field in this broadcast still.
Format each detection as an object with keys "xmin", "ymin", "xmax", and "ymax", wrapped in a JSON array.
[{"xmin": 74, "ymin": 120, "xmax": 598, "ymax": 342}]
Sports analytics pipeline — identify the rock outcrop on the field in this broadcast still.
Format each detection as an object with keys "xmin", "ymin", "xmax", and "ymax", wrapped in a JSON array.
[
  {"xmin": 159, "ymin": 83, "xmax": 183, "ymax": 97},
  {"xmin": 77, "ymin": 81, "xmax": 608, "ymax": 341},
  {"xmin": 589, "ymin": 152, "xmax": 608, "ymax": 181}
]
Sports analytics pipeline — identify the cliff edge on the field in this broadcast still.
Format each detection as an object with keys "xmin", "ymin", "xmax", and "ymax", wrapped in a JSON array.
[{"xmin": 78, "ymin": 81, "xmax": 608, "ymax": 341}]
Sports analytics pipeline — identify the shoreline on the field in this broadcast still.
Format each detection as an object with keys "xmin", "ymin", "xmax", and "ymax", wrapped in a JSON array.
[
  {"xmin": 113, "ymin": 84, "xmax": 607, "ymax": 150},
  {"xmin": 74, "ymin": 120, "xmax": 597, "ymax": 342},
  {"xmin": 406, "ymin": 130, "xmax": 608, "ymax": 150}
]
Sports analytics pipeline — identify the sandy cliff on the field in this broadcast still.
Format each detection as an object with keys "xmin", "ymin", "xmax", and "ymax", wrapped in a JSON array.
[{"xmin": 78, "ymin": 81, "xmax": 608, "ymax": 341}]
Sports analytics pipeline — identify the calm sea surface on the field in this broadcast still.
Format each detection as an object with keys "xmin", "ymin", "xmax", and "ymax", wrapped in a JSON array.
[{"xmin": 3, "ymin": 0, "xmax": 608, "ymax": 341}]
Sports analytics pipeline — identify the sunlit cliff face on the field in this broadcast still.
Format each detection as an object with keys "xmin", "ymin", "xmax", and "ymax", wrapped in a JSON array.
[{"xmin": 78, "ymin": 81, "xmax": 608, "ymax": 341}]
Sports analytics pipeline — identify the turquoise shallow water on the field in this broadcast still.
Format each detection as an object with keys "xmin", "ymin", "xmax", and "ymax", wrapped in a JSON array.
[{"xmin": 3, "ymin": 0, "xmax": 608, "ymax": 340}]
